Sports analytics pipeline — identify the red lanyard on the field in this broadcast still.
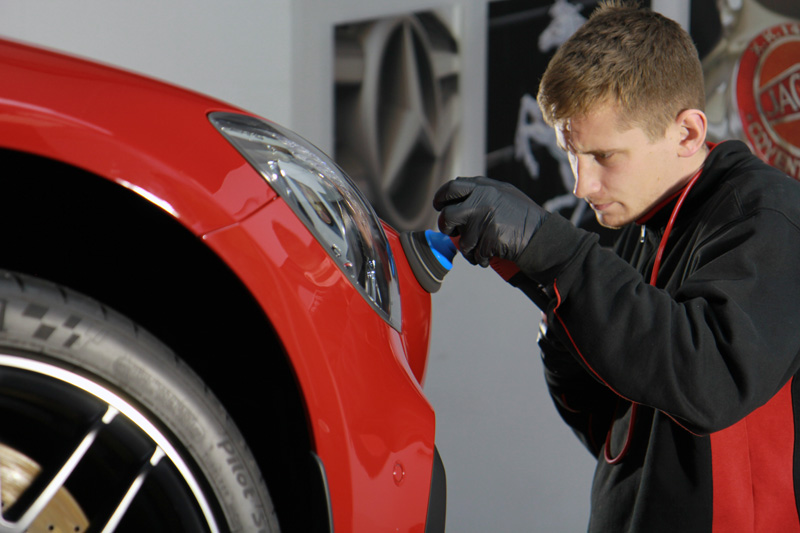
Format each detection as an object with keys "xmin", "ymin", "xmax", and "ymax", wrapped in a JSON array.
[{"xmin": 604, "ymin": 166, "xmax": 704, "ymax": 464}]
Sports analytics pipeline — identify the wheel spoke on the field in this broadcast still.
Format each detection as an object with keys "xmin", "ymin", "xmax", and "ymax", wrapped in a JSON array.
[
  {"xmin": 99, "ymin": 448, "xmax": 165, "ymax": 533},
  {"xmin": 0, "ymin": 406, "xmax": 118, "ymax": 533},
  {"xmin": 2, "ymin": 354, "xmax": 225, "ymax": 533}
]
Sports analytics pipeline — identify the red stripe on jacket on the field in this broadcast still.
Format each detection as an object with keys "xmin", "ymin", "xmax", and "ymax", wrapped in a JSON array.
[{"xmin": 711, "ymin": 379, "xmax": 799, "ymax": 532}]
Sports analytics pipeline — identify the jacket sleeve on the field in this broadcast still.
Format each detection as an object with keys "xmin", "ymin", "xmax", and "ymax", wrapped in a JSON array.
[
  {"xmin": 539, "ymin": 323, "xmax": 618, "ymax": 456},
  {"xmin": 516, "ymin": 209, "xmax": 800, "ymax": 435},
  {"xmin": 509, "ymin": 271, "xmax": 617, "ymax": 455}
]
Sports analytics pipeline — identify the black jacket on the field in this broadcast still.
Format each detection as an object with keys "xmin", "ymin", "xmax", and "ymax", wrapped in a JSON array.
[{"xmin": 513, "ymin": 141, "xmax": 800, "ymax": 532}]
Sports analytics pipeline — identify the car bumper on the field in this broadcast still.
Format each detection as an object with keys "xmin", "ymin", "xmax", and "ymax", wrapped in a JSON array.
[{"xmin": 203, "ymin": 198, "xmax": 443, "ymax": 532}]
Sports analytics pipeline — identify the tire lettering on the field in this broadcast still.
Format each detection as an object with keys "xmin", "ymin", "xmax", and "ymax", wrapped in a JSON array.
[
  {"xmin": 217, "ymin": 439, "xmax": 236, "ymax": 455},
  {"xmin": 252, "ymin": 510, "xmax": 269, "ymax": 531},
  {"xmin": 113, "ymin": 358, "xmax": 205, "ymax": 441},
  {"xmin": 227, "ymin": 456, "xmax": 244, "ymax": 472},
  {"xmin": 217, "ymin": 439, "xmax": 262, "ymax": 503}
]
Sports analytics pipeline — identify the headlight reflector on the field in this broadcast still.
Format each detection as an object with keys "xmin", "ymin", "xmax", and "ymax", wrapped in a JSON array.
[{"xmin": 209, "ymin": 112, "xmax": 401, "ymax": 330}]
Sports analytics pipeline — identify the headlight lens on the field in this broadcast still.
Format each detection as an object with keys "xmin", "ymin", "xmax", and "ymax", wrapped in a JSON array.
[{"xmin": 209, "ymin": 112, "xmax": 401, "ymax": 331}]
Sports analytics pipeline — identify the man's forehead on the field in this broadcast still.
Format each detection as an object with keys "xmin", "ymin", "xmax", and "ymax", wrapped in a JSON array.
[
  {"xmin": 556, "ymin": 125, "xmax": 632, "ymax": 157},
  {"xmin": 556, "ymin": 107, "xmax": 637, "ymax": 144}
]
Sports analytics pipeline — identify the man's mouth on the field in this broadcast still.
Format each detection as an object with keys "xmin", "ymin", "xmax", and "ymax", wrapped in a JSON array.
[{"xmin": 589, "ymin": 200, "xmax": 612, "ymax": 211}]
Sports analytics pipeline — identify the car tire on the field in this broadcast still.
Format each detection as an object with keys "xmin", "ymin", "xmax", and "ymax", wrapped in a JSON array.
[{"xmin": 0, "ymin": 270, "xmax": 280, "ymax": 533}]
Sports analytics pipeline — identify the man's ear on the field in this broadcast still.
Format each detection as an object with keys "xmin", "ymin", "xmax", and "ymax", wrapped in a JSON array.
[{"xmin": 675, "ymin": 109, "xmax": 707, "ymax": 157}]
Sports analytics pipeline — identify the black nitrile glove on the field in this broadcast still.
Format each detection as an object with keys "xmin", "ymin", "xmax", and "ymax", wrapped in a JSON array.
[{"xmin": 433, "ymin": 176, "xmax": 548, "ymax": 267}]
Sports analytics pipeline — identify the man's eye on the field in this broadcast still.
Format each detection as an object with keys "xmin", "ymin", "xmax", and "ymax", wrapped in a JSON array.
[{"xmin": 595, "ymin": 152, "xmax": 612, "ymax": 161}]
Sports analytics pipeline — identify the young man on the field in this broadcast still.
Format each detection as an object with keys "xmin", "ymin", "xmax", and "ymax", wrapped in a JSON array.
[{"xmin": 433, "ymin": 2, "xmax": 800, "ymax": 531}]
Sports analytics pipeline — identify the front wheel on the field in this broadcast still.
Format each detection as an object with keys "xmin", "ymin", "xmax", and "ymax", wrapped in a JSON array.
[{"xmin": 0, "ymin": 271, "xmax": 279, "ymax": 532}]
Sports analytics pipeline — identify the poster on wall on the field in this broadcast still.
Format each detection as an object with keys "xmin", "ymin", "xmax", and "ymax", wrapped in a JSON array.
[
  {"xmin": 485, "ymin": 0, "xmax": 631, "ymax": 243},
  {"xmin": 334, "ymin": 11, "xmax": 460, "ymax": 232},
  {"xmin": 702, "ymin": 0, "xmax": 800, "ymax": 180},
  {"xmin": 486, "ymin": 0, "xmax": 799, "ymax": 243}
]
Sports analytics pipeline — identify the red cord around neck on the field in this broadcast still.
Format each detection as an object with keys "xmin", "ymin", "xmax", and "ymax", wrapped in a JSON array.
[{"xmin": 604, "ymin": 165, "xmax": 704, "ymax": 464}]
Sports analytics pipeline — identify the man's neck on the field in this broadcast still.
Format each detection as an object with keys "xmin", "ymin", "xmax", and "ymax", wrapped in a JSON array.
[
  {"xmin": 669, "ymin": 142, "xmax": 711, "ymax": 197},
  {"xmin": 639, "ymin": 143, "xmax": 711, "ymax": 223}
]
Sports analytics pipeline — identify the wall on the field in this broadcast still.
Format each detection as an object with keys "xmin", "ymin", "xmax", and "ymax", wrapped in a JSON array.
[{"xmin": 0, "ymin": 1, "xmax": 295, "ymax": 125}]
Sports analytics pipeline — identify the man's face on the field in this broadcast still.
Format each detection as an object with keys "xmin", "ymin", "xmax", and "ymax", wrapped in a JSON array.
[{"xmin": 556, "ymin": 104, "xmax": 680, "ymax": 229}]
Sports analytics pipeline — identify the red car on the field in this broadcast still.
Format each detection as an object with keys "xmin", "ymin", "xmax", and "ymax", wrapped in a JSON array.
[{"xmin": 0, "ymin": 38, "xmax": 444, "ymax": 532}]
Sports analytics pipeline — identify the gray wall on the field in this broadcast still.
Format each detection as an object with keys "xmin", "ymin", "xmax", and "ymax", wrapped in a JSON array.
[{"xmin": 426, "ymin": 263, "xmax": 596, "ymax": 531}]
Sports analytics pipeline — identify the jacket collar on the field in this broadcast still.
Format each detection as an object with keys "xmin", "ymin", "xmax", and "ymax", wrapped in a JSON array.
[{"xmin": 635, "ymin": 141, "xmax": 750, "ymax": 231}]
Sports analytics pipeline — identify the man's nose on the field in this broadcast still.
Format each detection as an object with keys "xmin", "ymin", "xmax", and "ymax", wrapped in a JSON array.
[{"xmin": 571, "ymin": 155, "xmax": 601, "ymax": 199}]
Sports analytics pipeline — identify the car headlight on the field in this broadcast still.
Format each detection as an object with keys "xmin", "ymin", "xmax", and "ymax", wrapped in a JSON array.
[{"xmin": 209, "ymin": 112, "xmax": 401, "ymax": 331}]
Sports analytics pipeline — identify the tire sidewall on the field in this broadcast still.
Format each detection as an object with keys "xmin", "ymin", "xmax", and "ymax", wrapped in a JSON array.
[{"xmin": 0, "ymin": 271, "xmax": 279, "ymax": 533}]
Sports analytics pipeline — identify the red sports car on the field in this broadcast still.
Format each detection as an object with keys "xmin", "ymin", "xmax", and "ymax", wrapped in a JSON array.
[{"xmin": 0, "ymin": 38, "xmax": 444, "ymax": 533}]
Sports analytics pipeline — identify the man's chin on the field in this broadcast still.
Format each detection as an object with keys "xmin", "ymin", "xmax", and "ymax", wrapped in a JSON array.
[{"xmin": 594, "ymin": 213, "xmax": 627, "ymax": 230}]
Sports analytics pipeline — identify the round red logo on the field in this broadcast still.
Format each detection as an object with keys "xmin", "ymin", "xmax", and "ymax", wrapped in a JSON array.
[{"xmin": 736, "ymin": 23, "xmax": 800, "ymax": 179}]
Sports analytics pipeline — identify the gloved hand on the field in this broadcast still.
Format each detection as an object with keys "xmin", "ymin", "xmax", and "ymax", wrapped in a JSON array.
[{"xmin": 433, "ymin": 176, "xmax": 547, "ymax": 267}]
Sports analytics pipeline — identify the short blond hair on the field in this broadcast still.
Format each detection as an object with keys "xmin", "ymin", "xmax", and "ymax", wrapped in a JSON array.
[{"xmin": 537, "ymin": 0, "xmax": 705, "ymax": 140}]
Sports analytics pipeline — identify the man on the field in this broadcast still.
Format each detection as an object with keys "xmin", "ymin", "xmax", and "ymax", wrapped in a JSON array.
[{"xmin": 433, "ymin": 2, "xmax": 800, "ymax": 531}]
